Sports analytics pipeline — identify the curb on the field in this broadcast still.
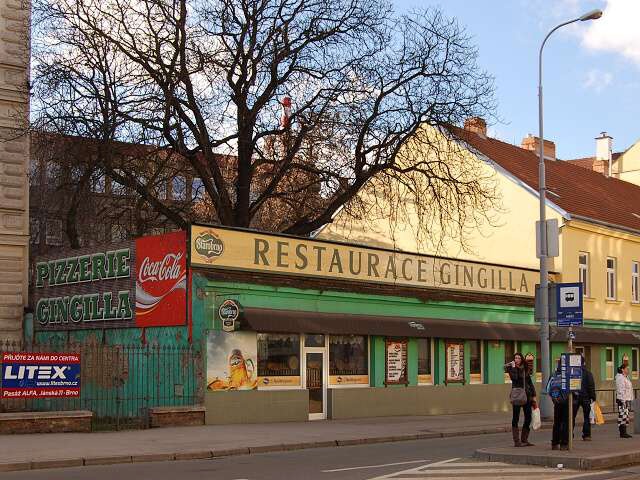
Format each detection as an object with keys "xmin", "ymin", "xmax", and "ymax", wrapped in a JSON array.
[{"xmin": 0, "ymin": 425, "xmax": 514, "ymax": 473}]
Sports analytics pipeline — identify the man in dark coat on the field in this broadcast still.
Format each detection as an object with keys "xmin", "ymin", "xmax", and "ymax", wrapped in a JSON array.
[{"xmin": 573, "ymin": 355, "xmax": 597, "ymax": 441}]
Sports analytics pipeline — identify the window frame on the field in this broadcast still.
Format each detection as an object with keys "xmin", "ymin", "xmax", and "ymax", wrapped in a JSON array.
[
  {"xmin": 605, "ymin": 347, "xmax": 615, "ymax": 381},
  {"xmin": 256, "ymin": 333, "xmax": 302, "ymax": 389},
  {"xmin": 606, "ymin": 257, "xmax": 617, "ymax": 300},
  {"xmin": 469, "ymin": 339, "xmax": 484, "ymax": 385},
  {"xmin": 633, "ymin": 261, "xmax": 640, "ymax": 304},
  {"xmin": 328, "ymin": 335, "xmax": 370, "ymax": 388},
  {"xmin": 579, "ymin": 252, "xmax": 590, "ymax": 297}
]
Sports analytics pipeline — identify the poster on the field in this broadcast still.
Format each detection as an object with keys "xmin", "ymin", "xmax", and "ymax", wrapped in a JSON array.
[
  {"xmin": 207, "ymin": 331, "xmax": 258, "ymax": 391},
  {"xmin": 385, "ymin": 339, "xmax": 408, "ymax": 385},
  {"xmin": 1, "ymin": 352, "xmax": 81, "ymax": 398},
  {"xmin": 445, "ymin": 341, "xmax": 464, "ymax": 384}
]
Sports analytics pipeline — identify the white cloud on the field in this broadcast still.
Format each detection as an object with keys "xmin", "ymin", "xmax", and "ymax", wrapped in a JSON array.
[
  {"xmin": 581, "ymin": 0, "xmax": 640, "ymax": 66},
  {"xmin": 583, "ymin": 69, "xmax": 613, "ymax": 92}
]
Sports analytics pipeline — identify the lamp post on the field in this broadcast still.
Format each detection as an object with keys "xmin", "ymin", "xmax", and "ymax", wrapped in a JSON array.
[{"xmin": 537, "ymin": 8, "xmax": 602, "ymax": 419}]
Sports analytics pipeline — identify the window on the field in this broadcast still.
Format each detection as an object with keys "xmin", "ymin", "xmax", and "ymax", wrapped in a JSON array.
[
  {"xmin": 633, "ymin": 262, "xmax": 640, "ymax": 303},
  {"xmin": 504, "ymin": 341, "xmax": 516, "ymax": 383},
  {"xmin": 192, "ymin": 177, "xmax": 204, "ymax": 201},
  {"xmin": 574, "ymin": 345, "xmax": 591, "ymax": 370},
  {"xmin": 304, "ymin": 334, "xmax": 325, "ymax": 348},
  {"xmin": 579, "ymin": 252, "xmax": 590, "ymax": 297},
  {"xmin": 111, "ymin": 224, "xmax": 128, "ymax": 243},
  {"xmin": 469, "ymin": 340, "xmax": 483, "ymax": 384},
  {"xmin": 417, "ymin": 338, "xmax": 433, "ymax": 384},
  {"xmin": 607, "ymin": 257, "xmax": 617, "ymax": 300},
  {"xmin": 45, "ymin": 219, "xmax": 63, "ymax": 246},
  {"xmin": 110, "ymin": 170, "xmax": 127, "ymax": 196},
  {"xmin": 91, "ymin": 171, "xmax": 105, "ymax": 193},
  {"xmin": 633, "ymin": 348, "xmax": 639, "ymax": 380},
  {"xmin": 29, "ymin": 218, "xmax": 40, "ymax": 245},
  {"xmin": 329, "ymin": 335, "xmax": 368, "ymax": 377},
  {"xmin": 172, "ymin": 176, "xmax": 186, "ymax": 200},
  {"xmin": 605, "ymin": 347, "xmax": 615, "ymax": 380},
  {"xmin": 257, "ymin": 333, "xmax": 300, "ymax": 377}
]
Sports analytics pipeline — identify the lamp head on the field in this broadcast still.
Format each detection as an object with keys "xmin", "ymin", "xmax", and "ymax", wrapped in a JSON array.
[{"xmin": 579, "ymin": 9, "xmax": 603, "ymax": 21}]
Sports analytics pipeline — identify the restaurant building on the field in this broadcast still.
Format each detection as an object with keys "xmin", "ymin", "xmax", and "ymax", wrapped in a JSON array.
[{"xmin": 189, "ymin": 224, "xmax": 640, "ymax": 424}]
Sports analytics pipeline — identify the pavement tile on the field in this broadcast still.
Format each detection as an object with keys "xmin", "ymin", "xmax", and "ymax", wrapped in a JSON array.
[
  {"xmin": 83, "ymin": 455, "xmax": 133, "ymax": 466},
  {"xmin": 30, "ymin": 458, "xmax": 84, "ymax": 470}
]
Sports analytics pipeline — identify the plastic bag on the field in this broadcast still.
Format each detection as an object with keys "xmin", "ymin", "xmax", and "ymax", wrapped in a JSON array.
[
  {"xmin": 591, "ymin": 401, "xmax": 605, "ymax": 425},
  {"xmin": 531, "ymin": 406, "xmax": 542, "ymax": 430},
  {"xmin": 590, "ymin": 405, "xmax": 596, "ymax": 424}
]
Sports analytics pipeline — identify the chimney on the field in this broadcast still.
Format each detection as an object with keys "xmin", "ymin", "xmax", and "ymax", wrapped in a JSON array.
[
  {"xmin": 464, "ymin": 117, "xmax": 487, "ymax": 137},
  {"xmin": 521, "ymin": 134, "xmax": 556, "ymax": 161},
  {"xmin": 595, "ymin": 132, "xmax": 613, "ymax": 177}
]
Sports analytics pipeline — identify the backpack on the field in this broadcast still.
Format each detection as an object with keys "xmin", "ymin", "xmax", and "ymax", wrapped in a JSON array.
[{"xmin": 546, "ymin": 373, "xmax": 568, "ymax": 405}]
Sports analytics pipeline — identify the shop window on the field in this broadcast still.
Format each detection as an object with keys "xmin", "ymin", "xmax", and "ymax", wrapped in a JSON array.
[
  {"xmin": 607, "ymin": 257, "xmax": 617, "ymax": 300},
  {"xmin": 633, "ymin": 262, "xmax": 640, "ymax": 304},
  {"xmin": 504, "ymin": 341, "xmax": 517, "ymax": 383},
  {"xmin": 579, "ymin": 252, "xmax": 590, "ymax": 297},
  {"xmin": 329, "ymin": 335, "xmax": 368, "ymax": 380},
  {"xmin": 417, "ymin": 338, "xmax": 433, "ymax": 385},
  {"xmin": 605, "ymin": 347, "xmax": 615, "ymax": 380},
  {"xmin": 257, "ymin": 333, "xmax": 301, "ymax": 377},
  {"xmin": 469, "ymin": 340, "xmax": 483, "ymax": 384},
  {"xmin": 633, "ymin": 348, "xmax": 639, "ymax": 380}
]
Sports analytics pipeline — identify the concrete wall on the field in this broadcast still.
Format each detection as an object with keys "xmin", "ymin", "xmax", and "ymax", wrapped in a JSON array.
[
  {"xmin": 0, "ymin": 0, "xmax": 30, "ymax": 341},
  {"xmin": 328, "ymin": 384, "xmax": 521, "ymax": 419},
  {"xmin": 205, "ymin": 390, "xmax": 308, "ymax": 424}
]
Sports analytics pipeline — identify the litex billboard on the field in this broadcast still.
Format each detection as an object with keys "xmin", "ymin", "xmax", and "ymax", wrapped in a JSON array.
[{"xmin": 1, "ymin": 352, "xmax": 81, "ymax": 398}]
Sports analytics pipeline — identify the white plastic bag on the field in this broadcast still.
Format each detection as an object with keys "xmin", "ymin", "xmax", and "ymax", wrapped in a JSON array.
[
  {"xmin": 590, "ymin": 402, "xmax": 596, "ymax": 424},
  {"xmin": 531, "ymin": 406, "xmax": 542, "ymax": 430}
]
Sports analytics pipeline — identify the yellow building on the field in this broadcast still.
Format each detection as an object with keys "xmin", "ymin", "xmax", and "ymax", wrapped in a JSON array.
[{"xmin": 319, "ymin": 118, "xmax": 640, "ymax": 383}]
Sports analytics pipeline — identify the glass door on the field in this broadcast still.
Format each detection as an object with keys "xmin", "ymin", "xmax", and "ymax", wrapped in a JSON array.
[{"xmin": 304, "ymin": 335, "xmax": 327, "ymax": 420}]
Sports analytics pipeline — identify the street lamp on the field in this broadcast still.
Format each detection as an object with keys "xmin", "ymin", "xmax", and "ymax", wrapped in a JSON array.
[{"xmin": 537, "ymin": 8, "xmax": 602, "ymax": 419}]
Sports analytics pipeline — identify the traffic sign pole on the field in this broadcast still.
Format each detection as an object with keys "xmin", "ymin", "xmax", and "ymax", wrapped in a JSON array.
[{"xmin": 568, "ymin": 327, "xmax": 574, "ymax": 451}]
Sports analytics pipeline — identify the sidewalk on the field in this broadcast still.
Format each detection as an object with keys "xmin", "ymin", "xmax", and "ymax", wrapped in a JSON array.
[
  {"xmin": 475, "ymin": 422, "xmax": 640, "ymax": 470},
  {"xmin": 0, "ymin": 411, "xmax": 531, "ymax": 473}
]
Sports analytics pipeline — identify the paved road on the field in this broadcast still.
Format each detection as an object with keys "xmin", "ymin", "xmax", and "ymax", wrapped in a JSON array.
[{"xmin": 4, "ymin": 432, "xmax": 640, "ymax": 480}]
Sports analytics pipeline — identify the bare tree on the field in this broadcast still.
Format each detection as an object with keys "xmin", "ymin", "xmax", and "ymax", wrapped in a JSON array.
[{"xmin": 32, "ymin": 0, "xmax": 497, "ymax": 242}]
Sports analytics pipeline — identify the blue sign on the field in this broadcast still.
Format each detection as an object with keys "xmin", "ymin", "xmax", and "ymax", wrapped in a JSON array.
[
  {"xmin": 560, "ymin": 353, "xmax": 582, "ymax": 393},
  {"xmin": 557, "ymin": 282, "xmax": 583, "ymax": 327},
  {"xmin": 1, "ymin": 352, "xmax": 81, "ymax": 398}
]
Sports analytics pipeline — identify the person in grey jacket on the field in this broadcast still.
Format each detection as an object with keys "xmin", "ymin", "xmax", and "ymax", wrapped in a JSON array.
[{"xmin": 572, "ymin": 356, "xmax": 596, "ymax": 441}]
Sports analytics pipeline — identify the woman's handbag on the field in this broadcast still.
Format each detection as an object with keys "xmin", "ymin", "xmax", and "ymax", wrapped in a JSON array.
[{"xmin": 509, "ymin": 370, "xmax": 528, "ymax": 406}]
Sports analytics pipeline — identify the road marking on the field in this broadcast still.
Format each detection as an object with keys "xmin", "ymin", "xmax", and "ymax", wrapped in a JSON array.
[
  {"xmin": 367, "ymin": 458, "xmax": 613, "ymax": 480},
  {"xmin": 321, "ymin": 459, "xmax": 430, "ymax": 473}
]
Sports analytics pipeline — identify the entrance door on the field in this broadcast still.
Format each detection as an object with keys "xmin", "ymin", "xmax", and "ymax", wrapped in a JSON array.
[{"xmin": 304, "ymin": 334, "xmax": 327, "ymax": 420}]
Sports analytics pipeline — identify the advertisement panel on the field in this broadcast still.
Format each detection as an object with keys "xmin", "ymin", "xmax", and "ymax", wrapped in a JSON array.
[
  {"xmin": 33, "ymin": 231, "xmax": 187, "ymax": 330},
  {"xmin": 1, "ymin": 352, "xmax": 81, "ymax": 398},
  {"xmin": 445, "ymin": 341, "xmax": 464, "ymax": 384},
  {"xmin": 135, "ymin": 230, "xmax": 187, "ymax": 327},
  {"xmin": 207, "ymin": 331, "xmax": 259, "ymax": 391},
  {"xmin": 385, "ymin": 339, "xmax": 408, "ymax": 385},
  {"xmin": 190, "ymin": 225, "xmax": 539, "ymax": 298}
]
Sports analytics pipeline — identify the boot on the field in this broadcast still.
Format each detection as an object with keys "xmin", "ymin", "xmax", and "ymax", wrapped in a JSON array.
[
  {"xmin": 512, "ymin": 426, "xmax": 522, "ymax": 447},
  {"xmin": 620, "ymin": 425, "xmax": 633, "ymax": 438},
  {"xmin": 521, "ymin": 427, "xmax": 534, "ymax": 446}
]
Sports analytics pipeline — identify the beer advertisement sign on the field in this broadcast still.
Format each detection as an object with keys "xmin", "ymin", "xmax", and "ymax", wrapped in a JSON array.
[{"xmin": 33, "ymin": 231, "xmax": 187, "ymax": 330}]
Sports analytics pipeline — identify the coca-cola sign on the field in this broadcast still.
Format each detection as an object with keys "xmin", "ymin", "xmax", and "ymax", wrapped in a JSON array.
[{"xmin": 135, "ymin": 231, "xmax": 187, "ymax": 327}]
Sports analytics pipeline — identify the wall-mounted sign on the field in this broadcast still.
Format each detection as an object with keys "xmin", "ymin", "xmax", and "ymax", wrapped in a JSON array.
[
  {"xmin": 207, "ymin": 331, "xmax": 258, "ymax": 391},
  {"xmin": 33, "ymin": 231, "xmax": 187, "ymax": 330},
  {"xmin": 1, "ymin": 352, "xmax": 81, "ymax": 398},
  {"xmin": 190, "ymin": 225, "xmax": 539, "ymax": 298},
  {"xmin": 219, "ymin": 299, "xmax": 241, "ymax": 332},
  {"xmin": 445, "ymin": 341, "xmax": 465, "ymax": 384},
  {"xmin": 385, "ymin": 339, "xmax": 408, "ymax": 385},
  {"xmin": 329, "ymin": 374, "xmax": 369, "ymax": 386}
]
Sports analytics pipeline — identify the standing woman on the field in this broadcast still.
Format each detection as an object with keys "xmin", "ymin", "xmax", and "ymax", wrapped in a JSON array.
[
  {"xmin": 616, "ymin": 364, "xmax": 634, "ymax": 438},
  {"xmin": 505, "ymin": 352, "xmax": 537, "ymax": 447}
]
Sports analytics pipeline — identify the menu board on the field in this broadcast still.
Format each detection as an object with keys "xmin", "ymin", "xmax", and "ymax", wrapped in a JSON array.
[
  {"xmin": 445, "ymin": 341, "xmax": 465, "ymax": 384},
  {"xmin": 385, "ymin": 339, "xmax": 408, "ymax": 385}
]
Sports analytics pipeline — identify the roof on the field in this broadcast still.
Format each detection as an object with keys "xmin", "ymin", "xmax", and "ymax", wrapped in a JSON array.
[
  {"xmin": 566, "ymin": 153, "xmax": 622, "ymax": 173},
  {"xmin": 449, "ymin": 126, "xmax": 640, "ymax": 234}
]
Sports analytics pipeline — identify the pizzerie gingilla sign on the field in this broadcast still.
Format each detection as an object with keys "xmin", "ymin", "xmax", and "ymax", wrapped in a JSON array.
[
  {"xmin": 33, "ymin": 231, "xmax": 187, "ymax": 330},
  {"xmin": 190, "ymin": 225, "xmax": 538, "ymax": 297}
]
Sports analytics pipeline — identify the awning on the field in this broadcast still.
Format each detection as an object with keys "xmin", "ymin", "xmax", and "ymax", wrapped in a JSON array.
[
  {"xmin": 241, "ymin": 308, "xmax": 539, "ymax": 341},
  {"xmin": 550, "ymin": 326, "xmax": 640, "ymax": 345}
]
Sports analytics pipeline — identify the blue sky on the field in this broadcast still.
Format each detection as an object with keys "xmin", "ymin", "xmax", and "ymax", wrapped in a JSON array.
[{"xmin": 391, "ymin": 0, "xmax": 640, "ymax": 160}]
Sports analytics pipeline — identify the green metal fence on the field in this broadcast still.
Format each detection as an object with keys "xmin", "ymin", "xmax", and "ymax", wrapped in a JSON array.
[{"xmin": 0, "ymin": 339, "xmax": 204, "ymax": 430}]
